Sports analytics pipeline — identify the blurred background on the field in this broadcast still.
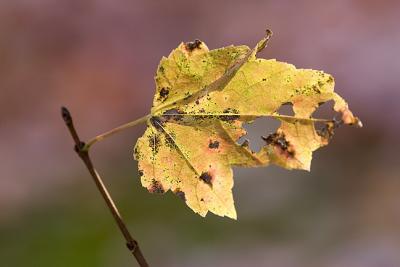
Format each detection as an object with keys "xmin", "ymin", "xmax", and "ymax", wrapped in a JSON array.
[{"xmin": 1, "ymin": 0, "xmax": 399, "ymax": 266}]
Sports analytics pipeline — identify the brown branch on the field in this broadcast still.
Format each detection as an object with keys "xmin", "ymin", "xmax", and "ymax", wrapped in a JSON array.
[{"xmin": 61, "ymin": 107, "xmax": 149, "ymax": 267}]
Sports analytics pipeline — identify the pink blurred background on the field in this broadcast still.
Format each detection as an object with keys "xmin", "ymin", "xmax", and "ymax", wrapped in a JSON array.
[{"xmin": 1, "ymin": 0, "xmax": 399, "ymax": 266}]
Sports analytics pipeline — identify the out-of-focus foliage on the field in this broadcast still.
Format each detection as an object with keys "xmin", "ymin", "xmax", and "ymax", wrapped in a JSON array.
[{"xmin": 1, "ymin": 0, "xmax": 399, "ymax": 266}]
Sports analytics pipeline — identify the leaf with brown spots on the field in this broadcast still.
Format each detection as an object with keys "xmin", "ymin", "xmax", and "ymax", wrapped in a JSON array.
[{"xmin": 134, "ymin": 30, "xmax": 361, "ymax": 219}]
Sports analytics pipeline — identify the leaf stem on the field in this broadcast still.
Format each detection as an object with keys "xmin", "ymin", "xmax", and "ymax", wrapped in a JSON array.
[
  {"xmin": 61, "ymin": 107, "xmax": 150, "ymax": 267},
  {"xmin": 83, "ymin": 114, "xmax": 151, "ymax": 151}
]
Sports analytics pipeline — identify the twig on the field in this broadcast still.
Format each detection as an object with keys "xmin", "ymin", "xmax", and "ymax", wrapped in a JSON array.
[{"xmin": 61, "ymin": 107, "xmax": 149, "ymax": 267}]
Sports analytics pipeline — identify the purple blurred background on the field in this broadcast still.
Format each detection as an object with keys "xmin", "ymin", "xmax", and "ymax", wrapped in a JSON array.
[{"xmin": 1, "ymin": 0, "xmax": 399, "ymax": 266}]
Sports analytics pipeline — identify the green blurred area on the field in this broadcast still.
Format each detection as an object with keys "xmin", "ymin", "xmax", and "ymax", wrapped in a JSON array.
[
  {"xmin": 1, "ymin": 166, "xmax": 314, "ymax": 267},
  {"xmin": 2, "ymin": 129, "xmax": 393, "ymax": 267}
]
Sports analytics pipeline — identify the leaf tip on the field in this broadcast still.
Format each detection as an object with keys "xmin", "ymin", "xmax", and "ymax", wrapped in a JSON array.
[
  {"xmin": 356, "ymin": 119, "xmax": 363, "ymax": 128},
  {"xmin": 256, "ymin": 28, "xmax": 273, "ymax": 53},
  {"xmin": 228, "ymin": 210, "xmax": 237, "ymax": 220},
  {"xmin": 265, "ymin": 28, "xmax": 273, "ymax": 38}
]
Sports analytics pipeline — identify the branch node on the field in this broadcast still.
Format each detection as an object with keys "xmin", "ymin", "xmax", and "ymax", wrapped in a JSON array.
[
  {"xmin": 126, "ymin": 240, "xmax": 138, "ymax": 253},
  {"xmin": 74, "ymin": 141, "xmax": 86, "ymax": 153}
]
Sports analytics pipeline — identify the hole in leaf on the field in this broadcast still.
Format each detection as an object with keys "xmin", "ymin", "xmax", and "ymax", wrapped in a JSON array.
[
  {"xmin": 312, "ymin": 100, "xmax": 336, "ymax": 119},
  {"xmin": 314, "ymin": 121, "xmax": 326, "ymax": 133},
  {"xmin": 239, "ymin": 117, "xmax": 280, "ymax": 152},
  {"xmin": 276, "ymin": 103, "xmax": 294, "ymax": 116}
]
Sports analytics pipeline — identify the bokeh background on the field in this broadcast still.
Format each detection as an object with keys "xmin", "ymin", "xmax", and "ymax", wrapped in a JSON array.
[{"xmin": 1, "ymin": 0, "xmax": 399, "ymax": 266}]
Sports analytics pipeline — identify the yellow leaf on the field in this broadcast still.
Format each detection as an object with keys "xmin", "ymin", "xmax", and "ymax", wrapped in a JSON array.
[{"xmin": 134, "ymin": 31, "xmax": 361, "ymax": 219}]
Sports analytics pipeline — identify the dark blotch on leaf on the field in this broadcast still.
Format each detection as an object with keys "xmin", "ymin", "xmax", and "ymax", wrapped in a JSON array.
[
  {"xmin": 199, "ymin": 172, "xmax": 213, "ymax": 186},
  {"xmin": 159, "ymin": 87, "xmax": 169, "ymax": 99},
  {"xmin": 219, "ymin": 108, "xmax": 240, "ymax": 121},
  {"xmin": 316, "ymin": 119, "xmax": 342, "ymax": 140},
  {"xmin": 185, "ymin": 39, "xmax": 202, "ymax": 51},
  {"xmin": 164, "ymin": 132, "xmax": 178, "ymax": 150},
  {"xmin": 175, "ymin": 190, "xmax": 186, "ymax": 201},
  {"xmin": 148, "ymin": 133, "xmax": 161, "ymax": 154},
  {"xmin": 150, "ymin": 179, "xmax": 165, "ymax": 194},
  {"xmin": 241, "ymin": 139, "xmax": 250, "ymax": 148},
  {"xmin": 162, "ymin": 109, "xmax": 184, "ymax": 122},
  {"xmin": 312, "ymin": 84, "xmax": 321, "ymax": 94},
  {"xmin": 134, "ymin": 146, "xmax": 142, "ymax": 160},
  {"xmin": 262, "ymin": 133, "xmax": 294, "ymax": 157},
  {"xmin": 282, "ymin": 102, "xmax": 293, "ymax": 106},
  {"xmin": 150, "ymin": 116, "xmax": 164, "ymax": 131},
  {"xmin": 193, "ymin": 108, "xmax": 212, "ymax": 121},
  {"xmin": 209, "ymin": 140, "xmax": 219, "ymax": 149}
]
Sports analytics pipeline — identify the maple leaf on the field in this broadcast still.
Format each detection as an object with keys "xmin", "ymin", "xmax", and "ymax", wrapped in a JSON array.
[{"xmin": 134, "ymin": 31, "xmax": 361, "ymax": 219}]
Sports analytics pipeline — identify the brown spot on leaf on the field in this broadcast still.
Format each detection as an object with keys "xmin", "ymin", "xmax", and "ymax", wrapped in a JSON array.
[
  {"xmin": 282, "ymin": 102, "xmax": 292, "ymax": 106},
  {"xmin": 159, "ymin": 87, "xmax": 169, "ymax": 100},
  {"xmin": 316, "ymin": 119, "xmax": 342, "ymax": 142},
  {"xmin": 219, "ymin": 108, "xmax": 240, "ymax": 121},
  {"xmin": 208, "ymin": 140, "xmax": 219, "ymax": 149},
  {"xmin": 199, "ymin": 172, "xmax": 213, "ymax": 186},
  {"xmin": 148, "ymin": 133, "xmax": 161, "ymax": 154},
  {"xmin": 262, "ymin": 133, "xmax": 295, "ymax": 157},
  {"xmin": 150, "ymin": 117, "xmax": 164, "ymax": 131},
  {"xmin": 241, "ymin": 139, "xmax": 250, "ymax": 148},
  {"xmin": 164, "ymin": 132, "xmax": 178, "ymax": 150},
  {"xmin": 162, "ymin": 109, "xmax": 184, "ymax": 122},
  {"xmin": 134, "ymin": 146, "xmax": 143, "ymax": 160},
  {"xmin": 149, "ymin": 179, "xmax": 165, "ymax": 194},
  {"xmin": 185, "ymin": 39, "xmax": 202, "ymax": 51},
  {"xmin": 312, "ymin": 84, "xmax": 321, "ymax": 94},
  {"xmin": 193, "ymin": 108, "xmax": 212, "ymax": 121}
]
